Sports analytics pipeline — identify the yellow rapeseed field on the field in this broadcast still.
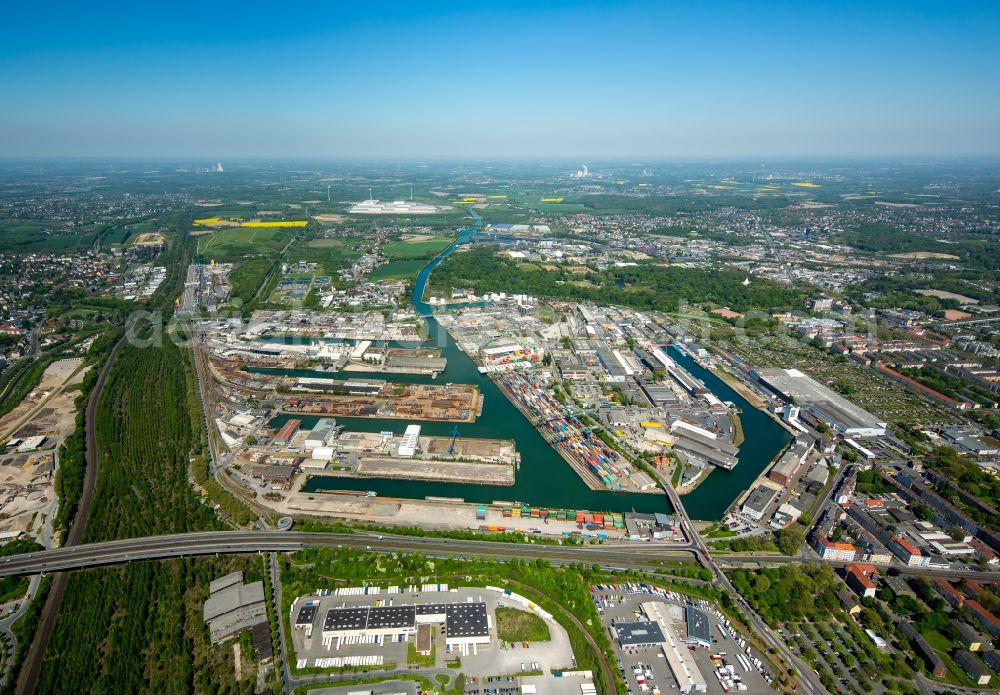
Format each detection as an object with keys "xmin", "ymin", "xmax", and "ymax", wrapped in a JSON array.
[
  {"xmin": 792, "ymin": 181, "xmax": 821, "ymax": 188},
  {"xmin": 239, "ymin": 220, "xmax": 308, "ymax": 228}
]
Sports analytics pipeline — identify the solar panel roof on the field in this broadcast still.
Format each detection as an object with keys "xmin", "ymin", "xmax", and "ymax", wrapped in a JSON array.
[
  {"xmin": 445, "ymin": 603, "xmax": 489, "ymax": 638},
  {"xmin": 296, "ymin": 604, "xmax": 316, "ymax": 626},
  {"xmin": 324, "ymin": 607, "xmax": 370, "ymax": 632}
]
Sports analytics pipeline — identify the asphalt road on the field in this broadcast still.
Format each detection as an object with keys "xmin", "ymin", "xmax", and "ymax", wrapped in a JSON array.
[
  {"xmin": 0, "ymin": 531, "xmax": 700, "ymax": 578},
  {"xmin": 13, "ymin": 329, "xmax": 127, "ymax": 695},
  {"xmin": 716, "ymin": 554, "xmax": 1000, "ymax": 580}
]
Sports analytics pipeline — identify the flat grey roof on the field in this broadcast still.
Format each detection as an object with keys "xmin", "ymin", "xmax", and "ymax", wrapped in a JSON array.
[
  {"xmin": 685, "ymin": 606, "xmax": 711, "ymax": 643},
  {"xmin": 672, "ymin": 426, "xmax": 739, "ymax": 455},
  {"xmin": 368, "ymin": 605, "xmax": 416, "ymax": 630},
  {"xmin": 755, "ymin": 367, "xmax": 885, "ymax": 432},
  {"xmin": 743, "ymin": 485, "xmax": 778, "ymax": 512},
  {"xmin": 322, "ymin": 602, "xmax": 489, "ymax": 637},
  {"xmin": 204, "ymin": 580, "xmax": 265, "ymax": 623},
  {"xmin": 324, "ymin": 607, "xmax": 370, "ymax": 632},
  {"xmin": 641, "ymin": 384, "xmax": 678, "ymax": 403},
  {"xmin": 617, "ymin": 620, "xmax": 666, "ymax": 646},
  {"xmin": 672, "ymin": 436, "xmax": 739, "ymax": 469},
  {"xmin": 209, "ymin": 571, "xmax": 244, "ymax": 594},
  {"xmin": 295, "ymin": 604, "xmax": 316, "ymax": 626},
  {"xmin": 444, "ymin": 603, "xmax": 489, "ymax": 638}
]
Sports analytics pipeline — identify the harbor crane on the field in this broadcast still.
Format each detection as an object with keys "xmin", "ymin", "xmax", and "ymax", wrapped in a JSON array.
[{"xmin": 447, "ymin": 425, "xmax": 460, "ymax": 454}]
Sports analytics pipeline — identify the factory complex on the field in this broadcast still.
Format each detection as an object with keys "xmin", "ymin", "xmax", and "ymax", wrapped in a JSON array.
[
  {"xmin": 320, "ymin": 601, "xmax": 490, "ymax": 648},
  {"xmin": 287, "ymin": 584, "xmax": 596, "ymax": 693},
  {"xmin": 600, "ymin": 582, "xmax": 776, "ymax": 694},
  {"xmin": 349, "ymin": 199, "xmax": 440, "ymax": 214},
  {"xmin": 754, "ymin": 367, "xmax": 887, "ymax": 437}
]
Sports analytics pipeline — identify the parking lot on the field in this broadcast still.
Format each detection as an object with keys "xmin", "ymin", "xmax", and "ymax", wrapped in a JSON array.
[
  {"xmin": 289, "ymin": 585, "xmax": 593, "ymax": 694},
  {"xmin": 592, "ymin": 582, "xmax": 777, "ymax": 694},
  {"xmin": 462, "ymin": 672, "xmax": 587, "ymax": 695},
  {"xmin": 308, "ymin": 681, "xmax": 419, "ymax": 695},
  {"xmin": 781, "ymin": 620, "xmax": 885, "ymax": 694}
]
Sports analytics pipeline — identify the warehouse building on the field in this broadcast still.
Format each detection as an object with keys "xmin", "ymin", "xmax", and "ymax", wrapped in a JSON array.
[
  {"xmin": 640, "ymin": 601, "xmax": 707, "ymax": 693},
  {"xmin": 203, "ymin": 571, "xmax": 267, "ymax": 643},
  {"xmin": 754, "ymin": 368, "xmax": 887, "ymax": 437},
  {"xmin": 664, "ymin": 363, "xmax": 709, "ymax": 396},
  {"xmin": 294, "ymin": 603, "xmax": 318, "ymax": 637},
  {"xmin": 15, "ymin": 435, "xmax": 47, "ymax": 453},
  {"xmin": 670, "ymin": 436, "xmax": 739, "ymax": 470},
  {"xmin": 304, "ymin": 418, "xmax": 338, "ymax": 450},
  {"xmin": 640, "ymin": 382, "xmax": 679, "ymax": 406},
  {"xmin": 596, "ymin": 346, "xmax": 628, "ymax": 382},
  {"xmin": 669, "ymin": 420, "xmax": 740, "ymax": 470},
  {"xmin": 320, "ymin": 601, "xmax": 490, "ymax": 648},
  {"xmin": 385, "ymin": 355, "xmax": 448, "ymax": 373},
  {"xmin": 613, "ymin": 621, "xmax": 666, "ymax": 648},
  {"xmin": 274, "ymin": 418, "xmax": 302, "ymax": 444},
  {"xmin": 741, "ymin": 485, "xmax": 778, "ymax": 521},
  {"xmin": 684, "ymin": 606, "xmax": 711, "ymax": 647},
  {"xmin": 343, "ymin": 378, "xmax": 385, "ymax": 395},
  {"xmin": 397, "ymin": 424, "xmax": 421, "ymax": 458},
  {"xmin": 768, "ymin": 437, "xmax": 813, "ymax": 485}
]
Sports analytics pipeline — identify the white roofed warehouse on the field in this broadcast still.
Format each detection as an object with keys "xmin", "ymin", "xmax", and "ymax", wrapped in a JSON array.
[{"xmin": 754, "ymin": 367, "xmax": 887, "ymax": 437}]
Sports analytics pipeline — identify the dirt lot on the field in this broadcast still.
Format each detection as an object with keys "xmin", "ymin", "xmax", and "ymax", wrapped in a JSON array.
[
  {"xmin": 282, "ymin": 383, "xmax": 480, "ymax": 423},
  {"xmin": 0, "ymin": 359, "xmax": 89, "ymax": 539},
  {"xmin": 353, "ymin": 458, "xmax": 514, "ymax": 485},
  {"xmin": 0, "ymin": 451, "xmax": 56, "ymax": 536},
  {"xmin": 0, "ymin": 358, "xmax": 85, "ymax": 440},
  {"xmin": 132, "ymin": 232, "xmax": 165, "ymax": 247},
  {"xmin": 423, "ymin": 435, "xmax": 515, "ymax": 461}
]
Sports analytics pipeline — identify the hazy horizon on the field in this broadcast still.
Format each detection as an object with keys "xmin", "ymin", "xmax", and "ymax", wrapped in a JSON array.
[{"xmin": 2, "ymin": 1, "xmax": 998, "ymax": 159}]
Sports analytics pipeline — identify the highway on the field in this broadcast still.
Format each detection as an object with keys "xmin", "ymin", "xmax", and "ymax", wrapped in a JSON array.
[
  {"xmin": 6, "ymin": 526, "xmax": 997, "ymax": 581},
  {"xmin": 14, "ymin": 327, "xmax": 129, "ymax": 695},
  {"xmin": 649, "ymin": 462, "xmax": 828, "ymax": 695},
  {"xmin": 0, "ymin": 531, "xmax": 702, "ymax": 578}
]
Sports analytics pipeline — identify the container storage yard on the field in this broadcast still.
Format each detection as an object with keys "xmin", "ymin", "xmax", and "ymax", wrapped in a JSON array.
[{"xmin": 493, "ymin": 369, "xmax": 652, "ymax": 493}]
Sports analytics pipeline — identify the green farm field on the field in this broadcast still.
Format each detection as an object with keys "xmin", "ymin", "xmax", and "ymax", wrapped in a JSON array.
[
  {"xmin": 370, "ymin": 259, "xmax": 425, "ymax": 280},
  {"xmin": 382, "ymin": 235, "xmax": 453, "ymax": 259},
  {"xmin": 194, "ymin": 226, "xmax": 293, "ymax": 260}
]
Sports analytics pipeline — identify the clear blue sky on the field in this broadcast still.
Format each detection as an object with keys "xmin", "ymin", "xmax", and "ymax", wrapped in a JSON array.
[{"xmin": 1, "ymin": 1, "xmax": 998, "ymax": 159}]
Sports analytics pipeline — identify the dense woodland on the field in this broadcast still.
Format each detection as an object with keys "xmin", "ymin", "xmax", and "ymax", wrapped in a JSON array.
[
  {"xmin": 26, "ymin": 220, "xmax": 266, "ymax": 693},
  {"xmin": 33, "ymin": 335, "xmax": 266, "ymax": 693},
  {"xmin": 431, "ymin": 246, "xmax": 805, "ymax": 313}
]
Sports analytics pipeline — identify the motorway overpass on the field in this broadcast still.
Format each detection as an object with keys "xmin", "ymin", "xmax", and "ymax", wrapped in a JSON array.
[
  {"xmin": 6, "ymin": 531, "xmax": 999, "ymax": 582},
  {"xmin": 0, "ymin": 531, "xmax": 701, "ymax": 578}
]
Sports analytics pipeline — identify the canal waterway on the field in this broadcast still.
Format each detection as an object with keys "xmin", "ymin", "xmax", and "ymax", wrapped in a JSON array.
[
  {"xmin": 667, "ymin": 347, "xmax": 791, "ymax": 516},
  {"xmin": 274, "ymin": 210, "xmax": 788, "ymax": 519}
]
